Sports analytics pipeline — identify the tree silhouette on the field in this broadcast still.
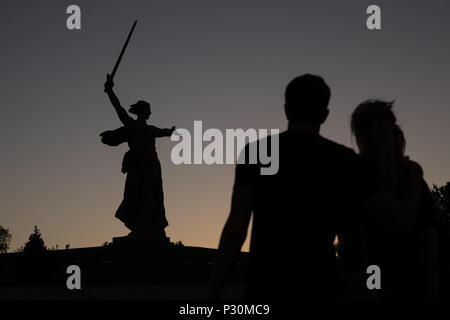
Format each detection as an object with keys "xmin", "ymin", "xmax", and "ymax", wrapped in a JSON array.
[
  {"xmin": 23, "ymin": 225, "xmax": 47, "ymax": 254},
  {"xmin": 431, "ymin": 181, "xmax": 450, "ymax": 297},
  {"xmin": 0, "ymin": 225, "xmax": 12, "ymax": 254},
  {"xmin": 432, "ymin": 182, "xmax": 450, "ymax": 226}
]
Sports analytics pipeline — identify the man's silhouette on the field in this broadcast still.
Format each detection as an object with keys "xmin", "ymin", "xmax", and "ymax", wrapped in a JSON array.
[
  {"xmin": 100, "ymin": 74, "xmax": 175, "ymax": 240},
  {"xmin": 208, "ymin": 74, "xmax": 375, "ymax": 300}
]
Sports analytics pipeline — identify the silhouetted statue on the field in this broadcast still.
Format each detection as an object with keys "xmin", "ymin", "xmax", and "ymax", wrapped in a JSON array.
[
  {"xmin": 208, "ymin": 74, "xmax": 377, "ymax": 300},
  {"xmin": 351, "ymin": 100, "xmax": 439, "ymax": 299},
  {"xmin": 101, "ymin": 74, "xmax": 175, "ymax": 240}
]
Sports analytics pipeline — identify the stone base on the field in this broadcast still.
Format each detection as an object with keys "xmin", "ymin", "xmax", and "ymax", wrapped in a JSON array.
[{"xmin": 112, "ymin": 235, "xmax": 171, "ymax": 248}]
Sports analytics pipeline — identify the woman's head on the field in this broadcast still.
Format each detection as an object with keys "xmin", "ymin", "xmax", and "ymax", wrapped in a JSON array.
[
  {"xmin": 129, "ymin": 100, "xmax": 151, "ymax": 119},
  {"xmin": 351, "ymin": 100, "xmax": 405, "ymax": 191}
]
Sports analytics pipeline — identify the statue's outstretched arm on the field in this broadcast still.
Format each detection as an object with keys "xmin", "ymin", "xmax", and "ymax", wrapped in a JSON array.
[
  {"xmin": 104, "ymin": 74, "xmax": 133, "ymax": 126},
  {"xmin": 153, "ymin": 125, "xmax": 176, "ymax": 137}
]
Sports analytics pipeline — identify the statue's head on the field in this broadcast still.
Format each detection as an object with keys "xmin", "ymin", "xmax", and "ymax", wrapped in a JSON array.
[{"xmin": 129, "ymin": 100, "xmax": 151, "ymax": 119}]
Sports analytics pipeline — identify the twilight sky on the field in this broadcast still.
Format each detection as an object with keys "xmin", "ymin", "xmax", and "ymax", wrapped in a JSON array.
[{"xmin": 1, "ymin": 0, "xmax": 449, "ymax": 251}]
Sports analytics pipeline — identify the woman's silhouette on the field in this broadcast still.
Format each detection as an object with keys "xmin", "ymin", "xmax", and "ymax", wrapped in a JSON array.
[
  {"xmin": 351, "ymin": 100, "xmax": 439, "ymax": 299},
  {"xmin": 100, "ymin": 74, "xmax": 175, "ymax": 240}
]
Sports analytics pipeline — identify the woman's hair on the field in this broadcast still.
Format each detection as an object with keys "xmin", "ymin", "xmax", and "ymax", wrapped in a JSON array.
[{"xmin": 351, "ymin": 100, "xmax": 405, "ymax": 192}]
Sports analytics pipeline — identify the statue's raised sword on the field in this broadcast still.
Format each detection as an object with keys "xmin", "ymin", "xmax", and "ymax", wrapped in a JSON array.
[{"xmin": 110, "ymin": 20, "xmax": 137, "ymax": 79}]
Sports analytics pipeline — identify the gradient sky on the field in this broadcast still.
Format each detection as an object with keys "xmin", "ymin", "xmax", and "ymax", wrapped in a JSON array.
[{"xmin": 1, "ymin": 0, "xmax": 449, "ymax": 252}]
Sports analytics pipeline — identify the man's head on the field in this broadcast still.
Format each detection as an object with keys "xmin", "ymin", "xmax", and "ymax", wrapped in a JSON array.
[
  {"xmin": 129, "ymin": 100, "xmax": 151, "ymax": 119},
  {"xmin": 284, "ymin": 74, "xmax": 330, "ymax": 125}
]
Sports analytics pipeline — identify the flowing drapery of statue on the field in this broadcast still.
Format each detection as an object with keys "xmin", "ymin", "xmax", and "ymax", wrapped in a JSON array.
[{"xmin": 100, "ymin": 74, "xmax": 175, "ymax": 240}]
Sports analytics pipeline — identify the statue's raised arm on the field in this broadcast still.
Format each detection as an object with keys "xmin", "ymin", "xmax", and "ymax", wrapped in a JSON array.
[{"xmin": 104, "ymin": 74, "xmax": 133, "ymax": 126}]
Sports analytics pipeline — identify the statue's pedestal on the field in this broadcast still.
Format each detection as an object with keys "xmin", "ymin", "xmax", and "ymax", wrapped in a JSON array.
[{"xmin": 112, "ymin": 235, "xmax": 171, "ymax": 248}]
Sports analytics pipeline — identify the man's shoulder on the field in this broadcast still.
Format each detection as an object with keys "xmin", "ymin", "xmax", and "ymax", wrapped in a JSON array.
[{"xmin": 279, "ymin": 130, "xmax": 358, "ymax": 158}]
